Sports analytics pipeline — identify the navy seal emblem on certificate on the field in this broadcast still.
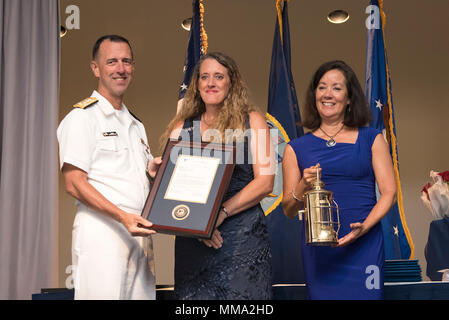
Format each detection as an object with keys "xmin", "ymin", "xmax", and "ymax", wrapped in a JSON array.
[{"xmin": 172, "ymin": 204, "xmax": 190, "ymax": 221}]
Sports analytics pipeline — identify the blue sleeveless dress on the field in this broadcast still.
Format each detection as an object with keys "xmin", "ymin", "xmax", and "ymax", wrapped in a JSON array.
[
  {"xmin": 174, "ymin": 116, "xmax": 272, "ymax": 300},
  {"xmin": 289, "ymin": 127, "xmax": 384, "ymax": 300}
]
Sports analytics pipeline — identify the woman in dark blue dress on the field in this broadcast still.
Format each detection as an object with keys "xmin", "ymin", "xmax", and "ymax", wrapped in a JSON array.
[
  {"xmin": 282, "ymin": 60, "xmax": 397, "ymax": 299},
  {"xmin": 161, "ymin": 52, "xmax": 274, "ymax": 299}
]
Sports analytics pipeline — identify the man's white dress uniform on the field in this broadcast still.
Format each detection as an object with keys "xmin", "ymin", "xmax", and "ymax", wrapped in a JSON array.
[{"xmin": 57, "ymin": 90, "xmax": 155, "ymax": 300}]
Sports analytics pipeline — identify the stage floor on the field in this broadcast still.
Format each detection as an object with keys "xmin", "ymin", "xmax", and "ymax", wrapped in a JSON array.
[{"xmin": 32, "ymin": 281, "xmax": 449, "ymax": 300}]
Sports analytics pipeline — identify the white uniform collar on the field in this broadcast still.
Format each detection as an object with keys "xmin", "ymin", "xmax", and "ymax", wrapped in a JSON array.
[{"xmin": 91, "ymin": 90, "xmax": 138, "ymax": 125}]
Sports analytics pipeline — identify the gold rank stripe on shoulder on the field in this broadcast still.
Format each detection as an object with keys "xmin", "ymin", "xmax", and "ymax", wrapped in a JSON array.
[{"xmin": 73, "ymin": 97, "xmax": 98, "ymax": 109}]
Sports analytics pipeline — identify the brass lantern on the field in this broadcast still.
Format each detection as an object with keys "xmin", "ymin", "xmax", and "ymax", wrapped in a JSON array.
[{"xmin": 299, "ymin": 169, "xmax": 340, "ymax": 246}]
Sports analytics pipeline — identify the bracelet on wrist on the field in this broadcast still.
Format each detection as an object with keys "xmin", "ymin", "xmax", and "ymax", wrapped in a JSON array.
[
  {"xmin": 291, "ymin": 187, "xmax": 303, "ymax": 202},
  {"xmin": 221, "ymin": 206, "xmax": 230, "ymax": 218}
]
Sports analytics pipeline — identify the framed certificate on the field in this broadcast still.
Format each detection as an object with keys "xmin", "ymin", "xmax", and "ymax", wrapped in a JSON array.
[{"xmin": 141, "ymin": 139, "xmax": 235, "ymax": 239}]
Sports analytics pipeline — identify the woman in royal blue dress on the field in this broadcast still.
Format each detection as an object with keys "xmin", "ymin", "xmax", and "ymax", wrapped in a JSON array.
[
  {"xmin": 161, "ymin": 52, "xmax": 275, "ymax": 299},
  {"xmin": 282, "ymin": 60, "xmax": 397, "ymax": 299}
]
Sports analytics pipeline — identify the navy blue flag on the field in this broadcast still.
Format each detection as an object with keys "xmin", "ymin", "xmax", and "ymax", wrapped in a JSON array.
[
  {"xmin": 178, "ymin": 0, "xmax": 207, "ymax": 109},
  {"xmin": 365, "ymin": 0, "xmax": 413, "ymax": 259},
  {"xmin": 262, "ymin": 0, "xmax": 305, "ymax": 289}
]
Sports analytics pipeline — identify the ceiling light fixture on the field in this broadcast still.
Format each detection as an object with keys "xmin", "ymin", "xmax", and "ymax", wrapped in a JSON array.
[
  {"xmin": 60, "ymin": 25, "xmax": 67, "ymax": 38},
  {"xmin": 181, "ymin": 18, "xmax": 192, "ymax": 31},
  {"xmin": 327, "ymin": 10, "xmax": 350, "ymax": 24}
]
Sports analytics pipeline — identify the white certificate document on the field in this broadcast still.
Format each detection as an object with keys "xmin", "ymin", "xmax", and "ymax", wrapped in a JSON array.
[{"xmin": 164, "ymin": 154, "xmax": 221, "ymax": 204}]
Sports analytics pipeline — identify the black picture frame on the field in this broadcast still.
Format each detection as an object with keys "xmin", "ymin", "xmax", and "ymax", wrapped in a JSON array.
[{"xmin": 141, "ymin": 139, "xmax": 235, "ymax": 239}]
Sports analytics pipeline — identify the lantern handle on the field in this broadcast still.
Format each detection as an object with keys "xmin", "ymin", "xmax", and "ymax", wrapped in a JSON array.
[{"xmin": 332, "ymin": 199, "xmax": 340, "ymax": 236}]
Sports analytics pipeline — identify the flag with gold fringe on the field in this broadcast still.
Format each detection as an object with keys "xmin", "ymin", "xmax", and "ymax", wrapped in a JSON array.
[
  {"xmin": 365, "ymin": 0, "xmax": 414, "ymax": 259},
  {"xmin": 177, "ymin": 0, "xmax": 207, "ymax": 113},
  {"xmin": 262, "ymin": 0, "xmax": 305, "ymax": 293}
]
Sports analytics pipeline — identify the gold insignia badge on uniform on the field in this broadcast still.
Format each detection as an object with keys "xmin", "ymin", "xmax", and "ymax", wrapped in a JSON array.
[{"xmin": 73, "ymin": 97, "xmax": 99, "ymax": 109}]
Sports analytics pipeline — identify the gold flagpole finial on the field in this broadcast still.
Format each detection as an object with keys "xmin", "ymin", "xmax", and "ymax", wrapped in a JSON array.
[
  {"xmin": 276, "ymin": 0, "xmax": 285, "ymax": 43},
  {"xmin": 199, "ymin": 0, "xmax": 208, "ymax": 54}
]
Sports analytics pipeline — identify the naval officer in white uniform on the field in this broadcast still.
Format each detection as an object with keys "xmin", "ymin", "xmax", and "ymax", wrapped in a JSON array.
[{"xmin": 57, "ymin": 35, "xmax": 159, "ymax": 300}]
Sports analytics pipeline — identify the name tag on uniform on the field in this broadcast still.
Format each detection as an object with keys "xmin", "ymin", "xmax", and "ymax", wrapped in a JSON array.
[{"xmin": 103, "ymin": 131, "xmax": 118, "ymax": 137}]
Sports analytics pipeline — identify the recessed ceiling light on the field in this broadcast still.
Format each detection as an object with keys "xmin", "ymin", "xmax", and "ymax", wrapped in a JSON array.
[
  {"xmin": 327, "ymin": 10, "xmax": 350, "ymax": 24},
  {"xmin": 181, "ymin": 18, "xmax": 192, "ymax": 31},
  {"xmin": 60, "ymin": 25, "xmax": 67, "ymax": 38}
]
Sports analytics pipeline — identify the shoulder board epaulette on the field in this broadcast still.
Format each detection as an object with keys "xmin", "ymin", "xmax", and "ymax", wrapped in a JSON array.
[
  {"xmin": 128, "ymin": 109, "xmax": 142, "ymax": 123},
  {"xmin": 73, "ymin": 97, "xmax": 98, "ymax": 109}
]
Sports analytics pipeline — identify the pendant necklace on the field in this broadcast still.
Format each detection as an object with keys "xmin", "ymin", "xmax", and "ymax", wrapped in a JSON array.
[
  {"xmin": 201, "ymin": 113, "xmax": 214, "ymax": 127},
  {"xmin": 319, "ymin": 124, "xmax": 345, "ymax": 147}
]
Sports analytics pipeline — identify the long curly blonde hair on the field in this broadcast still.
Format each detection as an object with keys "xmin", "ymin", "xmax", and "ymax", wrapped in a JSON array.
[{"xmin": 161, "ymin": 52, "xmax": 257, "ymax": 149}]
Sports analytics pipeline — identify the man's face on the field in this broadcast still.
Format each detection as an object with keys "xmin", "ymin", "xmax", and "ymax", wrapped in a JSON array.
[{"xmin": 90, "ymin": 40, "xmax": 134, "ymax": 101}]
